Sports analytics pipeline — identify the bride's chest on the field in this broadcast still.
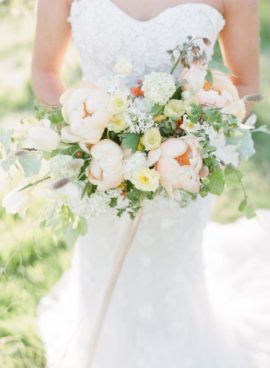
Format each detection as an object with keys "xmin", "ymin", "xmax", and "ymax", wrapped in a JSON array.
[{"xmin": 68, "ymin": 0, "xmax": 225, "ymax": 81}]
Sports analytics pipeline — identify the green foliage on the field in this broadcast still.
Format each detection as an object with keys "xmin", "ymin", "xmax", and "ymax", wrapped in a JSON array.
[
  {"xmin": 17, "ymin": 152, "xmax": 42, "ymax": 177},
  {"xmin": 121, "ymin": 133, "xmax": 140, "ymax": 152},
  {"xmin": 207, "ymin": 166, "xmax": 225, "ymax": 195}
]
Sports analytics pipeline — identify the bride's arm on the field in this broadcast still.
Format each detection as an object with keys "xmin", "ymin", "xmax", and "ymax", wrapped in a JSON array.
[
  {"xmin": 219, "ymin": 0, "xmax": 260, "ymax": 111},
  {"xmin": 31, "ymin": 0, "xmax": 71, "ymax": 106}
]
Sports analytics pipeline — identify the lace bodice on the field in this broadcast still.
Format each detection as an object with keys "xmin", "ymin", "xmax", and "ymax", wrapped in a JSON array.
[{"xmin": 68, "ymin": 0, "xmax": 225, "ymax": 85}]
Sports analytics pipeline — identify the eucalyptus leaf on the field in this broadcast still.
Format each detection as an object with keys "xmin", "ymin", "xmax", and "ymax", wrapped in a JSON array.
[
  {"xmin": 1, "ymin": 153, "xmax": 16, "ymax": 172},
  {"xmin": 238, "ymin": 198, "xmax": 256, "ymax": 219},
  {"xmin": 237, "ymin": 132, "xmax": 255, "ymax": 160},
  {"xmin": 208, "ymin": 61, "xmax": 232, "ymax": 75},
  {"xmin": 151, "ymin": 104, "xmax": 164, "ymax": 115},
  {"xmin": 0, "ymin": 128, "xmax": 13, "ymax": 154},
  {"xmin": 121, "ymin": 133, "xmax": 140, "ymax": 152},
  {"xmin": 224, "ymin": 166, "xmax": 242, "ymax": 187},
  {"xmin": 205, "ymin": 69, "xmax": 213, "ymax": 84},
  {"xmin": 18, "ymin": 152, "xmax": 42, "ymax": 177},
  {"xmin": 208, "ymin": 166, "xmax": 225, "ymax": 195}
]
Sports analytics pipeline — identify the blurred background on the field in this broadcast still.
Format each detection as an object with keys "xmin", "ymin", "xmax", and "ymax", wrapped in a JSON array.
[{"xmin": 0, "ymin": 0, "xmax": 269, "ymax": 366}]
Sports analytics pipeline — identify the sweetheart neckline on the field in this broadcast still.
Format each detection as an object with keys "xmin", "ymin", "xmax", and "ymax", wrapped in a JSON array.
[{"xmin": 107, "ymin": 1, "xmax": 225, "ymax": 25}]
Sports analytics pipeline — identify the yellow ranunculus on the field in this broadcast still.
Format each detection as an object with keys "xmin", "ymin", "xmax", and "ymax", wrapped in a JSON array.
[
  {"xmin": 153, "ymin": 114, "xmax": 167, "ymax": 123},
  {"xmin": 164, "ymin": 99, "xmax": 185, "ymax": 118},
  {"xmin": 142, "ymin": 127, "xmax": 162, "ymax": 151},
  {"xmin": 132, "ymin": 167, "xmax": 160, "ymax": 192},
  {"xmin": 108, "ymin": 115, "xmax": 128, "ymax": 133},
  {"xmin": 109, "ymin": 94, "xmax": 128, "ymax": 114}
]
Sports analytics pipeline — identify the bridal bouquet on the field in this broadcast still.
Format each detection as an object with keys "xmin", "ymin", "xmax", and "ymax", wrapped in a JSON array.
[{"xmin": 1, "ymin": 36, "xmax": 265, "ymax": 242}]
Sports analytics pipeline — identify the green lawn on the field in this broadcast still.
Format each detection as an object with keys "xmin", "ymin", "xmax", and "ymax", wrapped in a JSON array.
[{"xmin": 0, "ymin": 1, "xmax": 269, "ymax": 367}]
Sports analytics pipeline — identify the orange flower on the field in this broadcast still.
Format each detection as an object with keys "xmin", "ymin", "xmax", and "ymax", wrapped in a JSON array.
[
  {"xmin": 176, "ymin": 117, "xmax": 183, "ymax": 129},
  {"xmin": 130, "ymin": 86, "xmax": 144, "ymax": 97}
]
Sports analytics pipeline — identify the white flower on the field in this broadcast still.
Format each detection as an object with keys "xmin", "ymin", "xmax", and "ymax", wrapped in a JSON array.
[
  {"xmin": 26, "ymin": 119, "xmax": 60, "ymax": 152},
  {"xmin": 180, "ymin": 64, "xmax": 207, "ymax": 92},
  {"xmin": 210, "ymin": 130, "xmax": 240, "ymax": 166},
  {"xmin": 239, "ymin": 114, "xmax": 257, "ymax": 130},
  {"xmin": 107, "ymin": 115, "xmax": 128, "ymax": 133},
  {"xmin": 60, "ymin": 86, "xmax": 111, "ymax": 145},
  {"xmin": 142, "ymin": 72, "xmax": 176, "ymax": 105},
  {"xmin": 114, "ymin": 57, "xmax": 133, "ymax": 76},
  {"xmin": 2, "ymin": 186, "xmax": 32, "ymax": 216},
  {"xmin": 108, "ymin": 93, "xmax": 129, "ymax": 114},
  {"xmin": 86, "ymin": 139, "xmax": 124, "ymax": 191},
  {"xmin": 181, "ymin": 115, "xmax": 201, "ymax": 133},
  {"xmin": 164, "ymin": 99, "xmax": 185, "ymax": 118},
  {"xmin": 131, "ymin": 167, "xmax": 160, "ymax": 192},
  {"xmin": 49, "ymin": 155, "xmax": 84, "ymax": 179},
  {"xmin": 142, "ymin": 127, "xmax": 162, "ymax": 150},
  {"xmin": 124, "ymin": 105, "xmax": 155, "ymax": 134},
  {"xmin": 122, "ymin": 152, "xmax": 147, "ymax": 181}
]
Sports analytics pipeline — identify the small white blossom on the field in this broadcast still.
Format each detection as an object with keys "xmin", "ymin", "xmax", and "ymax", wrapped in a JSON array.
[
  {"xmin": 172, "ymin": 189, "xmax": 194, "ymax": 208},
  {"xmin": 142, "ymin": 72, "xmax": 176, "ymax": 105},
  {"xmin": 49, "ymin": 155, "xmax": 84, "ymax": 179},
  {"xmin": 210, "ymin": 130, "xmax": 240, "ymax": 166},
  {"xmin": 124, "ymin": 106, "xmax": 155, "ymax": 134},
  {"xmin": 181, "ymin": 115, "xmax": 201, "ymax": 133},
  {"xmin": 123, "ymin": 152, "xmax": 147, "ymax": 181}
]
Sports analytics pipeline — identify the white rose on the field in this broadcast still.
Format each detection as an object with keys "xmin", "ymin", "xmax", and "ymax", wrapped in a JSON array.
[
  {"xmin": 131, "ymin": 167, "xmax": 160, "ymax": 192},
  {"xmin": 108, "ymin": 94, "xmax": 128, "ymax": 114},
  {"xmin": 27, "ymin": 119, "xmax": 60, "ymax": 152},
  {"xmin": 107, "ymin": 115, "xmax": 128, "ymax": 133},
  {"xmin": 2, "ymin": 186, "xmax": 32, "ymax": 216},
  {"xmin": 142, "ymin": 127, "xmax": 162, "ymax": 150},
  {"xmin": 164, "ymin": 99, "xmax": 185, "ymax": 118}
]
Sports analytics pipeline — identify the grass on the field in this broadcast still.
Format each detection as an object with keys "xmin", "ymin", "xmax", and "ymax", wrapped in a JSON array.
[{"xmin": 0, "ymin": 1, "xmax": 269, "ymax": 367}]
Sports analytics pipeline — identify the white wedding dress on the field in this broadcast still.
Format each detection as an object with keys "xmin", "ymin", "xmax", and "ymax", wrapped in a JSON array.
[{"xmin": 38, "ymin": 2, "xmax": 270, "ymax": 368}]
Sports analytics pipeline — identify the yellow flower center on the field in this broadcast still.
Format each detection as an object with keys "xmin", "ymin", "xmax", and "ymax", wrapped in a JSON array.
[{"xmin": 139, "ymin": 175, "xmax": 150, "ymax": 185}]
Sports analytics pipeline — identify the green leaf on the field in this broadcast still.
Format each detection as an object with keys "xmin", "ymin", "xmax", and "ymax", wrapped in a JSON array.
[
  {"xmin": 151, "ymin": 104, "xmax": 164, "ymax": 115},
  {"xmin": 208, "ymin": 61, "xmax": 232, "ymax": 75},
  {"xmin": 171, "ymin": 86, "xmax": 182, "ymax": 100},
  {"xmin": 1, "ymin": 153, "xmax": 16, "ymax": 172},
  {"xmin": 109, "ymin": 197, "xmax": 118, "ymax": 208},
  {"xmin": 0, "ymin": 128, "xmax": 13, "ymax": 154},
  {"xmin": 238, "ymin": 198, "xmax": 248, "ymax": 212},
  {"xmin": 205, "ymin": 69, "xmax": 213, "ymax": 84},
  {"xmin": 18, "ymin": 152, "xmax": 42, "ymax": 177},
  {"xmin": 238, "ymin": 198, "xmax": 256, "ymax": 219},
  {"xmin": 208, "ymin": 166, "xmax": 225, "ymax": 195},
  {"xmin": 121, "ymin": 133, "xmax": 140, "ymax": 152},
  {"xmin": 237, "ymin": 132, "xmax": 256, "ymax": 160},
  {"xmin": 224, "ymin": 166, "xmax": 243, "ymax": 187}
]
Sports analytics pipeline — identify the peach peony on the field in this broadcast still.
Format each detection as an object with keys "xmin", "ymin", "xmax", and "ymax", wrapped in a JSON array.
[
  {"xmin": 86, "ymin": 139, "xmax": 124, "ymax": 191},
  {"xmin": 196, "ymin": 69, "xmax": 246, "ymax": 121},
  {"xmin": 60, "ymin": 85, "xmax": 111, "ymax": 145},
  {"xmin": 147, "ymin": 136, "xmax": 203, "ymax": 194}
]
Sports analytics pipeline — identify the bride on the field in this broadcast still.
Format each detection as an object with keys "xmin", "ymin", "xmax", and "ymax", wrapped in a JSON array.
[{"xmin": 31, "ymin": 1, "xmax": 268, "ymax": 367}]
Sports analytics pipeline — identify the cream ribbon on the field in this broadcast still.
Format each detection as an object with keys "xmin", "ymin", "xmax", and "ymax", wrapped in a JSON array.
[{"xmin": 86, "ymin": 208, "xmax": 143, "ymax": 367}]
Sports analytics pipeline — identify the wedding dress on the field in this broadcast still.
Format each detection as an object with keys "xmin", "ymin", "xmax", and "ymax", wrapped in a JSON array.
[{"xmin": 38, "ymin": 1, "xmax": 270, "ymax": 367}]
